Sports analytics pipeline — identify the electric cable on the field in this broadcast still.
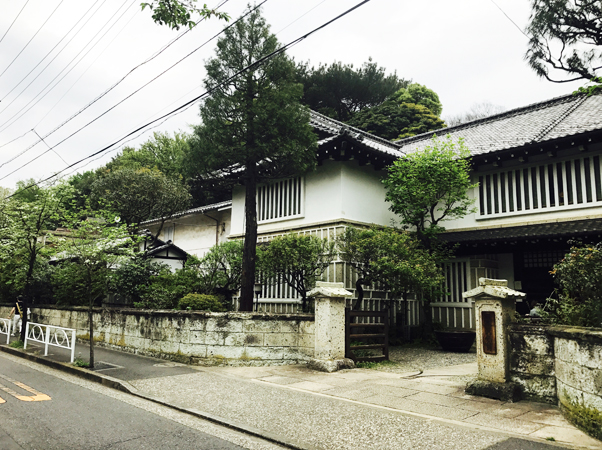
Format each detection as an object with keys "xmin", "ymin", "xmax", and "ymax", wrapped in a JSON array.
[
  {"xmin": 1, "ymin": 0, "xmax": 102, "ymax": 103},
  {"xmin": 0, "ymin": 0, "xmax": 261, "ymax": 174},
  {"xmin": 3, "ymin": 0, "xmax": 372, "ymax": 197},
  {"xmin": 0, "ymin": 0, "xmax": 136, "ymax": 132},
  {"xmin": 0, "ymin": 0, "xmax": 229, "ymax": 166},
  {"xmin": 489, "ymin": 0, "xmax": 528, "ymax": 38},
  {"xmin": 0, "ymin": 0, "xmax": 65, "ymax": 79},
  {"xmin": 0, "ymin": 0, "xmax": 31, "ymax": 45}
]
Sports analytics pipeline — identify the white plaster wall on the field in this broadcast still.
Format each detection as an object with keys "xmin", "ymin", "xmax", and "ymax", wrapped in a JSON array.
[
  {"xmin": 230, "ymin": 160, "xmax": 396, "ymax": 236},
  {"xmin": 147, "ymin": 208, "xmax": 232, "ymax": 258}
]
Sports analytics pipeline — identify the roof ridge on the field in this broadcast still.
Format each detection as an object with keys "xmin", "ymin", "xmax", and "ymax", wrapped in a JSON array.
[
  {"xmin": 529, "ymin": 94, "xmax": 589, "ymax": 143},
  {"xmin": 394, "ymin": 92, "xmax": 583, "ymax": 148},
  {"xmin": 309, "ymin": 110, "xmax": 399, "ymax": 149}
]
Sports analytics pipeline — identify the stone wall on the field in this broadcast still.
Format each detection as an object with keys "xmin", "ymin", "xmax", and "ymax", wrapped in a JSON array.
[
  {"xmin": 0, "ymin": 305, "xmax": 315, "ymax": 366},
  {"xmin": 508, "ymin": 324, "xmax": 556, "ymax": 403},
  {"xmin": 509, "ymin": 324, "xmax": 602, "ymax": 415},
  {"xmin": 548, "ymin": 327, "xmax": 602, "ymax": 413}
]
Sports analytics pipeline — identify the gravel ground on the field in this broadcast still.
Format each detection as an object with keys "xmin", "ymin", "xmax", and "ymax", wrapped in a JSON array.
[{"xmin": 366, "ymin": 344, "xmax": 477, "ymax": 375}]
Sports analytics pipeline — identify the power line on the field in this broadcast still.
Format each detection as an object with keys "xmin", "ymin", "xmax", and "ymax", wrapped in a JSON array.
[
  {"xmin": 0, "ymin": 0, "xmax": 227, "ymax": 163},
  {"xmin": 0, "ymin": 0, "xmax": 31, "ymax": 46},
  {"xmin": 4, "ymin": 0, "xmax": 372, "ymax": 197},
  {"xmin": 0, "ymin": 0, "xmax": 254, "ymax": 174},
  {"xmin": 0, "ymin": 0, "xmax": 65, "ymax": 79},
  {"xmin": 1, "ymin": 0, "xmax": 102, "ymax": 103},
  {"xmin": 0, "ymin": 0, "xmax": 135, "ymax": 131},
  {"xmin": 489, "ymin": 0, "xmax": 529, "ymax": 38}
]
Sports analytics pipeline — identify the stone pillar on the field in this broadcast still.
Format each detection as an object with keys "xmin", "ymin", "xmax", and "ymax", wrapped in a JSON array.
[
  {"xmin": 463, "ymin": 278, "xmax": 526, "ymax": 401},
  {"xmin": 306, "ymin": 282, "xmax": 355, "ymax": 373}
]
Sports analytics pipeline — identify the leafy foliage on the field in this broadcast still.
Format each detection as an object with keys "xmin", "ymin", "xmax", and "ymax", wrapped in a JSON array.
[
  {"xmin": 90, "ymin": 167, "xmax": 191, "ymax": 240},
  {"xmin": 383, "ymin": 135, "xmax": 476, "ymax": 246},
  {"xmin": 297, "ymin": 59, "xmax": 409, "ymax": 121},
  {"xmin": 260, "ymin": 233, "xmax": 336, "ymax": 312},
  {"xmin": 338, "ymin": 226, "xmax": 443, "ymax": 304},
  {"xmin": 348, "ymin": 102, "xmax": 445, "ymax": 141},
  {"xmin": 390, "ymin": 84, "xmax": 443, "ymax": 117},
  {"xmin": 177, "ymin": 293, "xmax": 225, "ymax": 311},
  {"xmin": 542, "ymin": 243, "xmax": 602, "ymax": 327},
  {"xmin": 141, "ymin": 0, "xmax": 229, "ymax": 30},
  {"xmin": 108, "ymin": 255, "xmax": 167, "ymax": 304},
  {"xmin": 525, "ymin": 0, "xmax": 602, "ymax": 83},
  {"xmin": 198, "ymin": 240, "xmax": 243, "ymax": 302},
  {"xmin": 187, "ymin": 6, "xmax": 317, "ymax": 310}
]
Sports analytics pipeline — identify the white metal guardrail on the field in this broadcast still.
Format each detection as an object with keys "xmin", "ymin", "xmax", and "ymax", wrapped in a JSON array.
[
  {"xmin": 0, "ymin": 318, "xmax": 10, "ymax": 344},
  {"xmin": 24, "ymin": 322, "xmax": 76, "ymax": 363}
]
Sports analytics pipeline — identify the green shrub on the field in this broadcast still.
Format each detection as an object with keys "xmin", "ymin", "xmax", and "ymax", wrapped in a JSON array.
[
  {"xmin": 177, "ymin": 293, "xmax": 225, "ymax": 312},
  {"xmin": 542, "ymin": 243, "xmax": 602, "ymax": 327}
]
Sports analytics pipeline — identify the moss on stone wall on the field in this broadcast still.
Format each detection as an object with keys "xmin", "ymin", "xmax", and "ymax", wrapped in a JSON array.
[{"xmin": 561, "ymin": 396, "xmax": 602, "ymax": 441}]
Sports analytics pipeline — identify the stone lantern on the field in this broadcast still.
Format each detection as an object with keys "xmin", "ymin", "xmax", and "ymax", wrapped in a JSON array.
[{"xmin": 463, "ymin": 278, "xmax": 526, "ymax": 400}]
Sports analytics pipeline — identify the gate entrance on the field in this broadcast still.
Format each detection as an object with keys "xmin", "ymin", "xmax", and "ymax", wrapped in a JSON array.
[{"xmin": 345, "ymin": 308, "xmax": 389, "ymax": 363}]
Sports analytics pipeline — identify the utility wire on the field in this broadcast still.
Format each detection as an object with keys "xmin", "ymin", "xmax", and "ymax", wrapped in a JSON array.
[
  {"xmin": 0, "ymin": 0, "xmax": 31, "ymax": 46},
  {"xmin": 0, "ymin": 0, "xmax": 135, "ymax": 132},
  {"xmin": 489, "ymin": 0, "xmax": 529, "ymax": 38},
  {"xmin": 0, "ymin": 0, "xmax": 258, "ymax": 175},
  {"xmin": 1, "ymin": 0, "xmax": 102, "ymax": 103},
  {"xmin": 32, "ymin": 129, "xmax": 69, "ymax": 166},
  {"xmin": 0, "ymin": 0, "xmax": 65, "ymax": 79},
  {"xmin": 4, "ymin": 0, "xmax": 372, "ymax": 197},
  {"xmin": 0, "ymin": 0, "xmax": 228, "ymax": 165}
]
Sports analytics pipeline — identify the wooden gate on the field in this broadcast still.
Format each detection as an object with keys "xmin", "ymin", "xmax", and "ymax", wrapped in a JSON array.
[{"xmin": 345, "ymin": 308, "xmax": 389, "ymax": 363}]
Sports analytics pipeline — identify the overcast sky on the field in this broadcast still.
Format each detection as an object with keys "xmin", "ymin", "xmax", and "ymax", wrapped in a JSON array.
[{"xmin": 0, "ymin": 0, "xmax": 586, "ymax": 190}]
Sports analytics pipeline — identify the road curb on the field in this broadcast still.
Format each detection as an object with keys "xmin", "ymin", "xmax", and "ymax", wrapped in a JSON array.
[{"xmin": 0, "ymin": 344, "xmax": 315, "ymax": 450}]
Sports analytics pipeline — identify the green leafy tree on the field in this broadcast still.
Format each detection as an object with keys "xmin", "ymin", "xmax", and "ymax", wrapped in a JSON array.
[
  {"xmin": 338, "ymin": 226, "xmax": 442, "ymax": 319},
  {"xmin": 0, "ymin": 183, "xmax": 72, "ymax": 340},
  {"xmin": 105, "ymin": 132, "xmax": 190, "ymax": 181},
  {"xmin": 260, "ymin": 233, "xmax": 336, "ymax": 312},
  {"xmin": 383, "ymin": 135, "xmax": 476, "ymax": 246},
  {"xmin": 348, "ymin": 102, "xmax": 446, "ymax": 140},
  {"xmin": 186, "ymin": 7, "xmax": 317, "ymax": 311},
  {"xmin": 54, "ymin": 212, "xmax": 135, "ymax": 369},
  {"xmin": 390, "ymin": 83, "xmax": 443, "ymax": 117},
  {"xmin": 141, "ymin": 0, "xmax": 229, "ymax": 29},
  {"xmin": 525, "ymin": 0, "xmax": 602, "ymax": 93},
  {"xmin": 383, "ymin": 136, "xmax": 476, "ymax": 337},
  {"xmin": 108, "ymin": 255, "xmax": 167, "ymax": 304},
  {"xmin": 198, "ymin": 240, "xmax": 243, "ymax": 306},
  {"xmin": 297, "ymin": 59, "xmax": 409, "ymax": 121},
  {"xmin": 90, "ymin": 168, "xmax": 191, "ymax": 242}
]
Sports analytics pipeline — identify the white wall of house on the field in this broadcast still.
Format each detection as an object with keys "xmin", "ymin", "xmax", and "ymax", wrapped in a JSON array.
[
  {"xmin": 147, "ymin": 208, "xmax": 232, "ymax": 258},
  {"xmin": 230, "ymin": 160, "xmax": 398, "ymax": 236},
  {"xmin": 440, "ymin": 145, "xmax": 602, "ymax": 232}
]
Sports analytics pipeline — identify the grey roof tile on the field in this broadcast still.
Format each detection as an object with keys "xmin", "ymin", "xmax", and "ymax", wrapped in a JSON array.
[{"xmin": 396, "ymin": 93, "xmax": 601, "ymax": 157}]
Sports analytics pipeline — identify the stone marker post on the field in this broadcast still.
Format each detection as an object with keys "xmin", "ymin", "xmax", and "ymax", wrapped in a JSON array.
[
  {"xmin": 463, "ymin": 278, "xmax": 526, "ymax": 401},
  {"xmin": 306, "ymin": 281, "xmax": 355, "ymax": 373}
]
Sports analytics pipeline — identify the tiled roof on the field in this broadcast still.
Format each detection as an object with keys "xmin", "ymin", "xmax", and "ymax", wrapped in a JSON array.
[
  {"xmin": 140, "ymin": 200, "xmax": 232, "ymax": 226},
  {"xmin": 395, "ymin": 93, "xmax": 602, "ymax": 157},
  {"xmin": 310, "ymin": 110, "xmax": 403, "ymax": 159},
  {"xmin": 442, "ymin": 218, "xmax": 602, "ymax": 244}
]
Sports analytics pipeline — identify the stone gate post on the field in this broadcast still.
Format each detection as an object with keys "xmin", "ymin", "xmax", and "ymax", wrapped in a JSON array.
[
  {"xmin": 463, "ymin": 278, "xmax": 526, "ymax": 401},
  {"xmin": 306, "ymin": 282, "xmax": 355, "ymax": 372}
]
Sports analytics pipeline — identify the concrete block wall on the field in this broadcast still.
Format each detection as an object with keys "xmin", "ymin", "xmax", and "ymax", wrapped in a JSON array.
[
  {"xmin": 1, "ymin": 305, "xmax": 315, "ymax": 366},
  {"xmin": 509, "ymin": 324, "xmax": 602, "ymax": 415}
]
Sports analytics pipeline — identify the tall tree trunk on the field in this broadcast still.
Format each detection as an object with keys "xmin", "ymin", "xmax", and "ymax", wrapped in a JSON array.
[
  {"xmin": 353, "ymin": 278, "xmax": 365, "ymax": 310},
  {"xmin": 88, "ymin": 283, "xmax": 95, "ymax": 369},
  {"xmin": 239, "ymin": 168, "xmax": 258, "ymax": 311}
]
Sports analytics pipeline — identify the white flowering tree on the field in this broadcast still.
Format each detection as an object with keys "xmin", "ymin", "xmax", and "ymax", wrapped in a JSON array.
[{"xmin": 54, "ymin": 211, "xmax": 135, "ymax": 368}]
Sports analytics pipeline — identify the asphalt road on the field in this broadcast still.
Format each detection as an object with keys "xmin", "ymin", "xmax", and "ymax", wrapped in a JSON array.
[{"xmin": 0, "ymin": 353, "xmax": 285, "ymax": 450}]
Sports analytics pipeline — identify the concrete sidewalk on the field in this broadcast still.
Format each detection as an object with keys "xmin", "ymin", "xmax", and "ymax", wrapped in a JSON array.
[{"xmin": 1, "ymin": 336, "xmax": 600, "ymax": 450}]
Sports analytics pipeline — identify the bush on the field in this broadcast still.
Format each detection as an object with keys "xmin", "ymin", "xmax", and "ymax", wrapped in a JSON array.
[
  {"xmin": 177, "ymin": 293, "xmax": 225, "ymax": 312},
  {"xmin": 542, "ymin": 243, "xmax": 602, "ymax": 328}
]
